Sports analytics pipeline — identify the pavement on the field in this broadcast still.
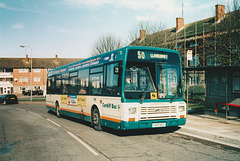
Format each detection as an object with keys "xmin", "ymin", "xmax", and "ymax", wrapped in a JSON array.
[{"xmin": 176, "ymin": 113, "xmax": 240, "ymax": 149}]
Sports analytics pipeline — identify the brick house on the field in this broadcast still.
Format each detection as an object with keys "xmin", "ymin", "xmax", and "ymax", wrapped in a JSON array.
[{"xmin": 0, "ymin": 55, "xmax": 82, "ymax": 95}]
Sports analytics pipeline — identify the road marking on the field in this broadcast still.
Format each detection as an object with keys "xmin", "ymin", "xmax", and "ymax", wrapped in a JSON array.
[
  {"xmin": 29, "ymin": 111, "xmax": 41, "ymax": 117},
  {"xmin": 47, "ymin": 119, "xmax": 61, "ymax": 127},
  {"xmin": 16, "ymin": 108, "xmax": 26, "ymax": 111},
  {"xmin": 67, "ymin": 131, "xmax": 99, "ymax": 156}
]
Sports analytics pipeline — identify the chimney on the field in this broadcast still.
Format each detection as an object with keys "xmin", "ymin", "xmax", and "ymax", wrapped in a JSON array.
[
  {"xmin": 176, "ymin": 17, "xmax": 184, "ymax": 31},
  {"xmin": 26, "ymin": 54, "xmax": 29, "ymax": 62},
  {"xmin": 215, "ymin": 4, "xmax": 225, "ymax": 22},
  {"xmin": 55, "ymin": 55, "xmax": 58, "ymax": 63},
  {"xmin": 140, "ymin": 30, "xmax": 146, "ymax": 41}
]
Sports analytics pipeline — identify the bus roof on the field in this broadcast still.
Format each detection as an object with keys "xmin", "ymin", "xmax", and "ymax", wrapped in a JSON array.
[{"xmin": 47, "ymin": 46, "xmax": 180, "ymax": 77}]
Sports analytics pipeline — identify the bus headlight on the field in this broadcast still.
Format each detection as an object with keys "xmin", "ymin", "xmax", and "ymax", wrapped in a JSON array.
[
  {"xmin": 129, "ymin": 107, "xmax": 137, "ymax": 114},
  {"xmin": 178, "ymin": 106, "xmax": 185, "ymax": 112}
]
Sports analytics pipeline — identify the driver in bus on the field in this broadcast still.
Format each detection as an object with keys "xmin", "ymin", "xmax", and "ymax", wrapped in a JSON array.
[{"xmin": 125, "ymin": 74, "xmax": 137, "ymax": 90}]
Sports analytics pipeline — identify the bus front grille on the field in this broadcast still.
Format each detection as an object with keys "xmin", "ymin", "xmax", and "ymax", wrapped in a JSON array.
[{"xmin": 140, "ymin": 106, "xmax": 177, "ymax": 120}]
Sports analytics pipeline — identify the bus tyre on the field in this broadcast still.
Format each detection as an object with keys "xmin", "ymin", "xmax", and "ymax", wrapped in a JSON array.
[
  {"xmin": 92, "ymin": 108, "xmax": 102, "ymax": 131},
  {"xmin": 56, "ymin": 103, "xmax": 62, "ymax": 118}
]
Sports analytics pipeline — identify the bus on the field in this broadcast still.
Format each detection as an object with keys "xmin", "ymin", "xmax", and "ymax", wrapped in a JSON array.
[{"xmin": 46, "ymin": 46, "xmax": 186, "ymax": 130}]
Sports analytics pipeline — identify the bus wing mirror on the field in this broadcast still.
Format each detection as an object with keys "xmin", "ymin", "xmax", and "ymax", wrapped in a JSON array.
[
  {"xmin": 114, "ymin": 66, "xmax": 119, "ymax": 74},
  {"xmin": 114, "ymin": 61, "xmax": 122, "ymax": 74}
]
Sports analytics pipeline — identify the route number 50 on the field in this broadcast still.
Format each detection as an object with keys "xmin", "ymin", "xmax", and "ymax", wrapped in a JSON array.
[{"xmin": 138, "ymin": 51, "xmax": 145, "ymax": 59}]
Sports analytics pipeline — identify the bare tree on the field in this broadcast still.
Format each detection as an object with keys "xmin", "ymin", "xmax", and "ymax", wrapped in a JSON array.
[
  {"xmin": 91, "ymin": 34, "xmax": 123, "ymax": 56},
  {"xmin": 128, "ymin": 21, "xmax": 166, "ymax": 46}
]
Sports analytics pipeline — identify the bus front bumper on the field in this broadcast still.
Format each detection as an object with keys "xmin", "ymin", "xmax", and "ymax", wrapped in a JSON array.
[{"xmin": 120, "ymin": 118, "xmax": 186, "ymax": 130}]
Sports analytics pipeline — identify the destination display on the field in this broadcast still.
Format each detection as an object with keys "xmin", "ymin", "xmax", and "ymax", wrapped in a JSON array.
[
  {"xmin": 127, "ymin": 49, "xmax": 180, "ymax": 64},
  {"xmin": 137, "ymin": 51, "xmax": 168, "ymax": 60}
]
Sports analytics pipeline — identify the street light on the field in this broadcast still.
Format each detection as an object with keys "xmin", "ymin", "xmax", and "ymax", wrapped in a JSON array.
[{"xmin": 20, "ymin": 45, "xmax": 33, "ymax": 102}]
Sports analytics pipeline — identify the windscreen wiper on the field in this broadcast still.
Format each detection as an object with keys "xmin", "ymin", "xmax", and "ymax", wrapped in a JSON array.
[
  {"xmin": 170, "ymin": 81, "xmax": 182, "ymax": 103},
  {"xmin": 140, "ymin": 91, "xmax": 147, "ymax": 104},
  {"xmin": 169, "ymin": 96, "xmax": 175, "ymax": 103}
]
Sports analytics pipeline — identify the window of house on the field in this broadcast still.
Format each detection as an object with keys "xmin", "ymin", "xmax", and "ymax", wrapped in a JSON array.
[
  {"xmin": 33, "ymin": 68, "xmax": 41, "ymax": 73},
  {"xmin": 20, "ymin": 86, "xmax": 26, "ymax": 91},
  {"xmin": 34, "ymin": 77, "xmax": 40, "ymax": 82},
  {"xmin": 19, "ymin": 68, "xmax": 28, "ymax": 73},
  {"xmin": 7, "ymin": 69, "xmax": 13, "ymax": 72},
  {"xmin": 190, "ymin": 55, "xmax": 199, "ymax": 67},
  {"xmin": 19, "ymin": 77, "xmax": 28, "ymax": 82},
  {"xmin": 233, "ymin": 72, "xmax": 240, "ymax": 93},
  {"xmin": 190, "ymin": 42, "xmax": 199, "ymax": 47}
]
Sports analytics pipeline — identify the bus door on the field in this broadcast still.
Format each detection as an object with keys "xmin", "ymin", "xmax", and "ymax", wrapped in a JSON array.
[
  {"xmin": 100, "ymin": 62, "xmax": 122, "ymax": 127},
  {"xmin": 157, "ymin": 64, "xmax": 182, "ymax": 100}
]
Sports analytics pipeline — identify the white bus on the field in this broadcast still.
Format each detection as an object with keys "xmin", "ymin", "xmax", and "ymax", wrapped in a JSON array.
[{"xmin": 46, "ymin": 46, "xmax": 186, "ymax": 130}]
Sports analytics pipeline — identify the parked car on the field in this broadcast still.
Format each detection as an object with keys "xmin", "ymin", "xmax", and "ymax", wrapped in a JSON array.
[
  {"xmin": 0, "ymin": 94, "xmax": 18, "ymax": 104},
  {"xmin": 35, "ymin": 90, "xmax": 43, "ymax": 95},
  {"xmin": 22, "ymin": 90, "xmax": 30, "ymax": 95},
  {"xmin": 23, "ymin": 90, "xmax": 37, "ymax": 96},
  {"xmin": 22, "ymin": 90, "xmax": 26, "ymax": 95}
]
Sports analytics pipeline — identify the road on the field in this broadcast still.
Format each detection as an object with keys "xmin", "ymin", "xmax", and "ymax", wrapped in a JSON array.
[{"xmin": 0, "ymin": 102, "xmax": 239, "ymax": 161}]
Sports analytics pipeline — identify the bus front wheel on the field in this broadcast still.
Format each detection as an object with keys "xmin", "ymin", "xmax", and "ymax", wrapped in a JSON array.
[{"xmin": 92, "ymin": 108, "xmax": 102, "ymax": 131}]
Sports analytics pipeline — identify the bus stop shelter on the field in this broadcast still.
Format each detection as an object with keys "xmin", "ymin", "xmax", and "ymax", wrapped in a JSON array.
[{"xmin": 184, "ymin": 66, "xmax": 240, "ymax": 119}]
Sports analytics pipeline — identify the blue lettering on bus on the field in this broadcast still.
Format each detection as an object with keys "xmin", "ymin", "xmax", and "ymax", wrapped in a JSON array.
[
  {"xmin": 48, "ymin": 52, "xmax": 117, "ymax": 77},
  {"xmin": 102, "ymin": 103, "xmax": 120, "ymax": 109}
]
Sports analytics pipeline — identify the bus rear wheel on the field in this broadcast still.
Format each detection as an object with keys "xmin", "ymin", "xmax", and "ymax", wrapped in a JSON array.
[
  {"xmin": 56, "ymin": 103, "xmax": 62, "ymax": 118},
  {"xmin": 92, "ymin": 108, "xmax": 102, "ymax": 131}
]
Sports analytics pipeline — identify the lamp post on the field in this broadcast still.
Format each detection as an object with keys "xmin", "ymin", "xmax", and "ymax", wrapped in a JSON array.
[{"xmin": 20, "ymin": 45, "xmax": 32, "ymax": 102}]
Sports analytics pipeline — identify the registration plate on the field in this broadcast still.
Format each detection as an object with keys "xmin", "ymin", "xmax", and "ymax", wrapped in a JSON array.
[
  {"xmin": 152, "ymin": 123, "xmax": 166, "ymax": 128},
  {"xmin": 11, "ymin": 98, "xmax": 15, "ymax": 100}
]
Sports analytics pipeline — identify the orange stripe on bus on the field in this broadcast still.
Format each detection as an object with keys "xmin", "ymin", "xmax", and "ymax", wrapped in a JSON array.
[
  {"xmin": 101, "ymin": 116, "xmax": 121, "ymax": 123},
  {"xmin": 83, "ymin": 112, "xmax": 91, "ymax": 116},
  {"xmin": 48, "ymin": 106, "xmax": 120, "ymax": 123},
  {"xmin": 60, "ymin": 108, "xmax": 82, "ymax": 115},
  {"xmin": 46, "ymin": 104, "xmax": 55, "ymax": 108}
]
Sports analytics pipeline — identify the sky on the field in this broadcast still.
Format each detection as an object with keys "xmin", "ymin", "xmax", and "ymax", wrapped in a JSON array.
[{"xmin": 0, "ymin": 0, "xmax": 228, "ymax": 59}]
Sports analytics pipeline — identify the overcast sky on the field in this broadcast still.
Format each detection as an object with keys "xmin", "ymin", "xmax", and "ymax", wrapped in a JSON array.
[{"xmin": 0, "ymin": 0, "xmax": 227, "ymax": 58}]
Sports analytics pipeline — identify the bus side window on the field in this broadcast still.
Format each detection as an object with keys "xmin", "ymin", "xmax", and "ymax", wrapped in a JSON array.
[
  {"xmin": 69, "ymin": 72, "xmax": 78, "ymax": 95},
  {"xmin": 55, "ymin": 75, "xmax": 61, "ymax": 94},
  {"xmin": 106, "ymin": 63, "xmax": 121, "ymax": 96},
  {"xmin": 61, "ymin": 73, "xmax": 69, "ymax": 94},
  {"xmin": 90, "ymin": 74, "xmax": 103, "ymax": 95},
  {"xmin": 47, "ymin": 77, "xmax": 52, "ymax": 94},
  {"xmin": 78, "ymin": 69, "xmax": 89, "ymax": 95},
  {"xmin": 47, "ymin": 76, "xmax": 56, "ymax": 94},
  {"xmin": 90, "ymin": 66, "xmax": 103, "ymax": 95}
]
